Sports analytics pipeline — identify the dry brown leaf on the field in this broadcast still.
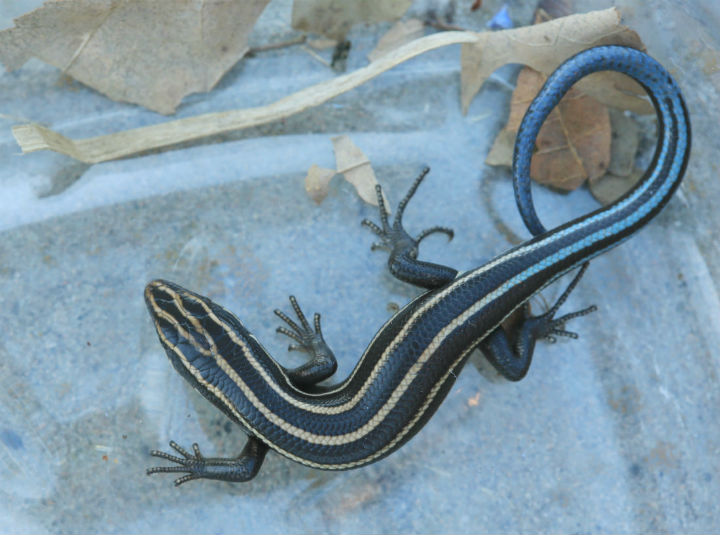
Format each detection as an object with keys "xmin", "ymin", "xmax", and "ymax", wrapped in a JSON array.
[
  {"xmin": 487, "ymin": 67, "xmax": 611, "ymax": 190},
  {"xmin": 332, "ymin": 135, "xmax": 389, "ymax": 208},
  {"xmin": 368, "ymin": 19, "xmax": 425, "ymax": 62},
  {"xmin": 0, "ymin": 0, "xmax": 270, "ymax": 114},
  {"xmin": 291, "ymin": 0, "xmax": 413, "ymax": 41},
  {"xmin": 305, "ymin": 165, "xmax": 337, "ymax": 204},
  {"xmin": 461, "ymin": 8, "xmax": 651, "ymax": 115}
]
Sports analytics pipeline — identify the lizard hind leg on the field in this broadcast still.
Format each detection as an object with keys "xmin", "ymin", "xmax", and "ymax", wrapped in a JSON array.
[
  {"xmin": 479, "ymin": 263, "xmax": 597, "ymax": 381},
  {"xmin": 147, "ymin": 437, "xmax": 269, "ymax": 486}
]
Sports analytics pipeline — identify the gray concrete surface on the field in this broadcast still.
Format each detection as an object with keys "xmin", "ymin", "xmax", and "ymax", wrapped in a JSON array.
[{"xmin": 0, "ymin": 0, "xmax": 718, "ymax": 532}]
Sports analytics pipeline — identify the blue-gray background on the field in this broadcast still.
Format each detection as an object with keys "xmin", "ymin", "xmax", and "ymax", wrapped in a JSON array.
[{"xmin": 1, "ymin": 0, "xmax": 718, "ymax": 532}]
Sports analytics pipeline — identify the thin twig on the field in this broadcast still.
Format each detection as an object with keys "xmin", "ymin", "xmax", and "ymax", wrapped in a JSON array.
[{"xmin": 247, "ymin": 35, "xmax": 307, "ymax": 56}]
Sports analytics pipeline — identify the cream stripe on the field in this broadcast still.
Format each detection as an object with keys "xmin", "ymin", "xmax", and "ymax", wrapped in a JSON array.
[
  {"xmin": 246, "ymin": 255, "xmax": 575, "ymax": 469},
  {"xmin": 147, "ymin": 294, "xmax": 264, "ymax": 440},
  {"xmin": 149, "ymin": 290, "xmax": 322, "ymax": 441},
  {"xmin": 148, "ymin": 214, "xmax": 605, "ymax": 451},
  {"xmin": 149, "ymin": 291, "xmax": 216, "ymax": 358},
  {"xmin": 148, "ymin": 221, "xmax": 565, "ymax": 423},
  {"xmin": 151, "ymin": 286, "xmax": 506, "ymax": 469},
  {"xmin": 152, "ymin": 216, "xmax": 590, "ymax": 447},
  {"xmin": 147, "ymin": 132, "xmax": 676, "ymax": 465},
  {"xmin": 167, "ymin": 230, "xmax": 563, "ymax": 417},
  {"xmin": 155, "ymin": 262, "xmax": 521, "ymax": 446},
  {"xmin": 148, "ymin": 242, "xmax": 584, "ymax": 465},
  {"xmin": 280, "ymin": 338, "xmax": 479, "ymax": 469},
  {"xmin": 162, "ymin": 285, "xmax": 458, "ymax": 444}
]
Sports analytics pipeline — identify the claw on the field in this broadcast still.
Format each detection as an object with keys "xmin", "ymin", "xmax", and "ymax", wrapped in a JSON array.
[
  {"xmin": 274, "ymin": 295, "xmax": 325, "ymax": 355},
  {"xmin": 288, "ymin": 296, "xmax": 311, "ymax": 331},
  {"xmin": 170, "ymin": 440, "xmax": 192, "ymax": 458},
  {"xmin": 547, "ymin": 262, "xmax": 590, "ymax": 317},
  {"xmin": 526, "ymin": 263, "xmax": 596, "ymax": 343},
  {"xmin": 276, "ymin": 326, "xmax": 303, "ymax": 344},
  {"xmin": 551, "ymin": 329, "xmax": 579, "ymax": 339},
  {"xmin": 555, "ymin": 305, "xmax": 598, "ymax": 324},
  {"xmin": 362, "ymin": 167, "xmax": 454, "ymax": 257},
  {"xmin": 313, "ymin": 313, "xmax": 323, "ymax": 337},
  {"xmin": 272, "ymin": 294, "xmax": 337, "ymax": 386},
  {"xmin": 416, "ymin": 226, "xmax": 454, "ymax": 244},
  {"xmin": 274, "ymin": 307, "xmax": 302, "ymax": 335},
  {"xmin": 374, "ymin": 184, "xmax": 391, "ymax": 225},
  {"xmin": 175, "ymin": 474, "xmax": 199, "ymax": 486},
  {"xmin": 147, "ymin": 440, "xmax": 206, "ymax": 486},
  {"xmin": 147, "ymin": 437, "xmax": 269, "ymax": 486},
  {"xmin": 395, "ymin": 166, "xmax": 430, "ymax": 222},
  {"xmin": 361, "ymin": 219, "xmax": 384, "ymax": 236}
]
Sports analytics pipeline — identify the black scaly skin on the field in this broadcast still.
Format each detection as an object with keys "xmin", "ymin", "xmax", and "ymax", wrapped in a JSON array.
[
  {"xmin": 363, "ymin": 170, "xmax": 596, "ymax": 381},
  {"xmin": 144, "ymin": 46, "xmax": 690, "ymax": 484},
  {"xmin": 147, "ymin": 296, "xmax": 338, "ymax": 485},
  {"xmin": 146, "ymin": 169, "xmax": 595, "ymax": 484}
]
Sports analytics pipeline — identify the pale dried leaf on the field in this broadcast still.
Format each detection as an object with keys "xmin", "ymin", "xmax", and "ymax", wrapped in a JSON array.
[
  {"xmin": 485, "ymin": 128, "xmax": 515, "ymax": 166},
  {"xmin": 461, "ymin": 8, "xmax": 651, "ymax": 114},
  {"xmin": 305, "ymin": 165, "xmax": 337, "ymax": 204},
  {"xmin": 11, "ymin": 31, "xmax": 479, "ymax": 163},
  {"xmin": 368, "ymin": 18, "xmax": 425, "ymax": 62},
  {"xmin": 291, "ymin": 0, "xmax": 413, "ymax": 40},
  {"xmin": 12, "ymin": 124, "xmax": 82, "ymax": 160},
  {"xmin": 0, "ymin": 0, "xmax": 270, "ymax": 114},
  {"xmin": 332, "ymin": 135, "xmax": 389, "ymax": 208}
]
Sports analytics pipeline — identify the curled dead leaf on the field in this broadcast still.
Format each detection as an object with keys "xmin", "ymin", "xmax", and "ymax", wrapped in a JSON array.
[
  {"xmin": 461, "ymin": 8, "xmax": 651, "ymax": 115},
  {"xmin": 305, "ymin": 165, "xmax": 337, "ymax": 204},
  {"xmin": 304, "ymin": 137, "xmax": 390, "ymax": 207},
  {"xmin": 11, "ymin": 31, "xmax": 478, "ymax": 163},
  {"xmin": 332, "ymin": 135, "xmax": 389, "ymax": 208}
]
